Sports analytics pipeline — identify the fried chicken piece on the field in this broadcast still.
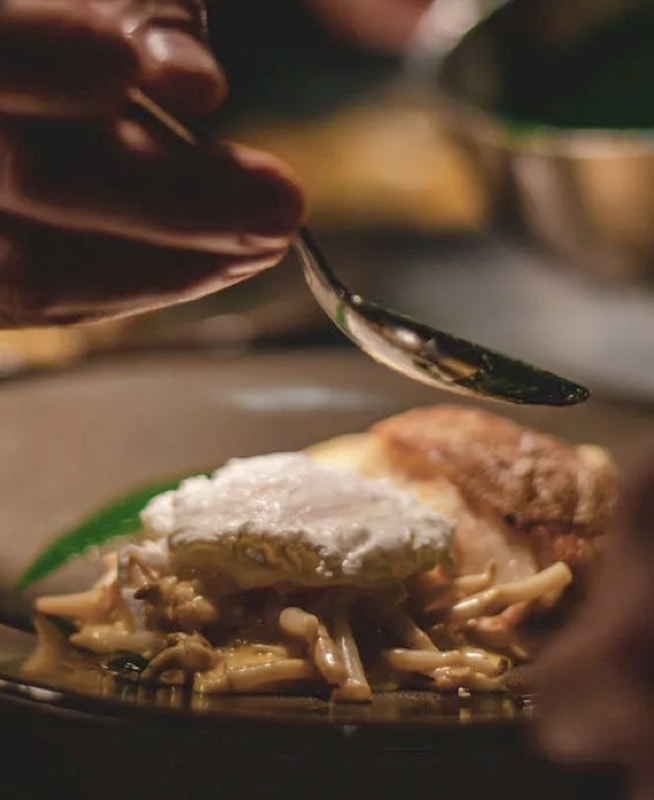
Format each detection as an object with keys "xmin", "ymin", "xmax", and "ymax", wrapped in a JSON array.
[{"xmin": 370, "ymin": 405, "xmax": 618, "ymax": 577}]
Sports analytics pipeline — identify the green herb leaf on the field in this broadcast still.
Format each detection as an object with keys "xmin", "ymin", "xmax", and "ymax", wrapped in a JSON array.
[
  {"xmin": 105, "ymin": 653, "xmax": 150, "ymax": 681},
  {"xmin": 16, "ymin": 475, "xmax": 196, "ymax": 591}
]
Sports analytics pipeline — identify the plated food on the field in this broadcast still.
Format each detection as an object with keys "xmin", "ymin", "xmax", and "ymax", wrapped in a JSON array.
[{"xmin": 24, "ymin": 404, "xmax": 618, "ymax": 703}]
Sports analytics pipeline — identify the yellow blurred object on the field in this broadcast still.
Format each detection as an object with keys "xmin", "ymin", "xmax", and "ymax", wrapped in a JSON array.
[
  {"xmin": 236, "ymin": 93, "xmax": 488, "ymax": 230},
  {"xmin": 0, "ymin": 320, "xmax": 131, "ymax": 376}
]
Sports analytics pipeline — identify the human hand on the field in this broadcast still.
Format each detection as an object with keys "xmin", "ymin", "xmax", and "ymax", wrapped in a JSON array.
[
  {"xmin": 0, "ymin": 0, "xmax": 303, "ymax": 326},
  {"xmin": 533, "ymin": 446, "xmax": 654, "ymax": 799}
]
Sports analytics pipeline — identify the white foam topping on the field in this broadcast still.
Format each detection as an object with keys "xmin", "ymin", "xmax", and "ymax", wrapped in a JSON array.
[{"xmin": 140, "ymin": 452, "xmax": 453, "ymax": 588}]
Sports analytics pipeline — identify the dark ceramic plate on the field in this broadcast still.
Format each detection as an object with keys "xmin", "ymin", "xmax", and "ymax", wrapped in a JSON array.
[{"xmin": 0, "ymin": 348, "xmax": 635, "ymax": 800}]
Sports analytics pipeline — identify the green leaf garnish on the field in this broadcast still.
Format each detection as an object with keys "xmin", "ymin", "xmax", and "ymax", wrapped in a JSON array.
[
  {"xmin": 105, "ymin": 653, "xmax": 150, "ymax": 681},
  {"xmin": 16, "ymin": 474, "xmax": 203, "ymax": 591}
]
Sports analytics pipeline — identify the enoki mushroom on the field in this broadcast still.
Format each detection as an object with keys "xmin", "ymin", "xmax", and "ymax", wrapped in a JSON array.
[
  {"xmin": 448, "ymin": 562, "xmax": 572, "ymax": 623},
  {"xmin": 28, "ymin": 559, "xmax": 574, "ymax": 702}
]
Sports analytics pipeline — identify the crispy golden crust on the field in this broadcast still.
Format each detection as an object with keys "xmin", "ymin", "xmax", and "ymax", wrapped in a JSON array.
[
  {"xmin": 528, "ymin": 528, "xmax": 605, "ymax": 572},
  {"xmin": 370, "ymin": 405, "xmax": 619, "ymax": 556}
]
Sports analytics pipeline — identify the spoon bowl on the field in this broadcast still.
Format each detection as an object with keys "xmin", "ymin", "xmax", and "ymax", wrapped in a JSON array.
[{"xmin": 296, "ymin": 229, "xmax": 588, "ymax": 405}]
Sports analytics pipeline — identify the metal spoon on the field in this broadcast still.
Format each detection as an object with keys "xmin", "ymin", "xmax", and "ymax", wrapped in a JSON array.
[{"xmin": 128, "ymin": 90, "xmax": 589, "ymax": 406}]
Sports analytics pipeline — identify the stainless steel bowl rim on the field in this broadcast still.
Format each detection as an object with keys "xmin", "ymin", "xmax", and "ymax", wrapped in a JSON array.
[
  {"xmin": 431, "ymin": 91, "xmax": 654, "ymax": 158},
  {"xmin": 407, "ymin": 0, "xmax": 654, "ymax": 157}
]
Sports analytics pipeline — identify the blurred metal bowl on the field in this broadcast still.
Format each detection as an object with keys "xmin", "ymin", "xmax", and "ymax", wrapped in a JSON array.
[{"xmin": 408, "ymin": 0, "xmax": 654, "ymax": 284}]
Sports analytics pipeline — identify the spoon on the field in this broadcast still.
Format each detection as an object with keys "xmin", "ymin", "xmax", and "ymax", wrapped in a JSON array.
[{"xmin": 128, "ymin": 90, "xmax": 589, "ymax": 407}]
